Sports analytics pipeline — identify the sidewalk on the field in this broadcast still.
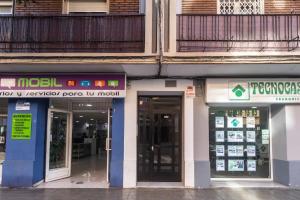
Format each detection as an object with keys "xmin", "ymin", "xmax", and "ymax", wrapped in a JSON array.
[{"xmin": 0, "ymin": 188, "xmax": 300, "ymax": 200}]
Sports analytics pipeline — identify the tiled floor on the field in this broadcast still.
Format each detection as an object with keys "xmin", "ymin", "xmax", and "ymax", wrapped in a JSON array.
[
  {"xmin": 38, "ymin": 155, "xmax": 108, "ymax": 188},
  {"xmin": 1, "ymin": 188, "xmax": 300, "ymax": 200},
  {"xmin": 211, "ymin": 180, "xmax": 287, "ymax": 188}
]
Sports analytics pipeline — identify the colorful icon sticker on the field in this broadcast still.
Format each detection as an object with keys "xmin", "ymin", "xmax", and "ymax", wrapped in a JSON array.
[
  {"xmin": 95, "ymin": 80, "xmax": 106, "ymax": 87},
  {"xmin": 80, "ymin": 80, "xmax": 91, "ymax": 87},
  {"xmin": 67, "ymin": 80, "xmax": 76, "ymax": 87},
  {"xmin": 108, "ymin": 80, "xmax": 119, "ymax": 87}
]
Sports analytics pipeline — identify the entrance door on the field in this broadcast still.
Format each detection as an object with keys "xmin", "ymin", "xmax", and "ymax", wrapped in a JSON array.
[
  {"xmin": 45, "ymin": 109, "xmax": 73, "ymax": 182},
  {"xmin": 137, "ymin": 96, "xmax": 182, "ymax": 182}
]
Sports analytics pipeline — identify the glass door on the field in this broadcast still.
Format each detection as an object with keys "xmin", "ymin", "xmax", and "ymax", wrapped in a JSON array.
[
  {"xmin": 137, "ymin": 96, "xmax": 182, "ymax": 182},
  {"xmin": 45, "ymin": 109, "xmax": 72, "ymax": 182}
]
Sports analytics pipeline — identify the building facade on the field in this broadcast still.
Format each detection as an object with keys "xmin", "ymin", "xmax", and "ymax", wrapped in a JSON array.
[{"xmin": 0, "ymin": 0, "xmax": 299, "ymax": 189}]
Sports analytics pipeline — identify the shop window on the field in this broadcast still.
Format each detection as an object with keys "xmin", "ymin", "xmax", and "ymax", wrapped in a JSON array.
[
  {"xmin": 67, "ymin": 0, "xmax": 108, "ymax": 14},
  {"xmin": 0, "ymin": 115, "xmax": 7, "ymax": 166},
  {"xmin": 0, "ymin": 1, "xmax": 13, "ymax": 14},
  {"xmin": 209, "ymin": 107, "xmax": 270, "ymax": 179},
  {"xmin": 218, "ymin": 0, "xmax": 264, "ymax": 14}
]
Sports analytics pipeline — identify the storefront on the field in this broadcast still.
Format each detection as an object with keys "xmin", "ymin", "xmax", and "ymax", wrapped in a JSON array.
[
  {"xmin": 0, "ymin": 74, "xmax": 126, "ymax": 188},
  {"xmin": 206, "ymin": 78, "xmax": 300, "ymax": 186}
]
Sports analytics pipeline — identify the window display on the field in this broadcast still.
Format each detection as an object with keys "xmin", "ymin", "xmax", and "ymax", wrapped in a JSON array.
[
  {"xmin": 0, "ymin": 115, "xmax": 7, "ymax": 165},
  {"xmin": 209, "ymin": 107, "xmax": 270, "ymax": 178}
]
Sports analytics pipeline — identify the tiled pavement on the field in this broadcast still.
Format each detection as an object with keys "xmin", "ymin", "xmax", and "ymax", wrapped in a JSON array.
[{"xmin": 0, "ymin": 188, "xmax": 300, "ymax": 200}]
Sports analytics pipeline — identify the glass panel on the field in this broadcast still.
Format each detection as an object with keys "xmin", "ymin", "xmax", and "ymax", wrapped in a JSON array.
[
  {"xmin": 209, "ymin": 107, "xmax": 270, "ymax": 178},
  {"xmin": 49, "ymin": 112, "xmax": 68, "ymax": 170},
  {"xmin": 0, "ymin": 116, "xmax": 7, "ymax": 165}
]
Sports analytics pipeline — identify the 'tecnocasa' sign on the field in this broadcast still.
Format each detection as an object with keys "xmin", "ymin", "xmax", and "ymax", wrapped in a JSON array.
[{"xmin": 206, "ymin": 79, "xmax": 300, "ymax": 103}]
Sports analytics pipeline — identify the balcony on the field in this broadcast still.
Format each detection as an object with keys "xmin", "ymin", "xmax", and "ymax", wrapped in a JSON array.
[
  {"xmin": 0, "ymin": 14, "xmax": 145, "ymax": 53},
  {"xmin": 177, "ymin": 14, "xmax": 300, "ymax": 52}
]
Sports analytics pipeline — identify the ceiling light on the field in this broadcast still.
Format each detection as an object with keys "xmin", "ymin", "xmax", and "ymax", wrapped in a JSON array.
[
  {"xmin": 79, "ymin": 115, "xmax": 84, "ymax": 118},
  {"xmin": 86, "ymin": 104, "xmax": 93, "ymax": 107}
]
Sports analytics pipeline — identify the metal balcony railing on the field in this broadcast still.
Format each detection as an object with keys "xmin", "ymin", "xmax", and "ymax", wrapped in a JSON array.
[
  {"xmin": 0, "ymin": 14, "xmax": 145, "ymax": 53},
  {"xmin": 177, "ymin": 14, "xmax": 300, "ymax": 52}
]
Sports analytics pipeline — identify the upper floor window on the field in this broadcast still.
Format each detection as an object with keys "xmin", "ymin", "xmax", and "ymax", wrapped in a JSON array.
[
  {"xmin": 0, "ymin": 0, "xmax": 13, "ymax": 15},
  {"xmin": 218, "ymin": 0, "xmax": 264, "ymax": 14},
  {"xmin": 66, "ymin": 0, "xmax": 108, "ymax": 14}
]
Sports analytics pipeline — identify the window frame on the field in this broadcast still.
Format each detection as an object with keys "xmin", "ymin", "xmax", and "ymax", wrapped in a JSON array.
[
  {"xmin": 217, "ymin": 0, "xmax": 265, "ymax": 15},
  {"xmin": 64, "ymin": 0, "xmax": 110, "ymax": 14},
  {"xmin": 0, "ymin": 0, "xmax": 13, "ymax": 15}
]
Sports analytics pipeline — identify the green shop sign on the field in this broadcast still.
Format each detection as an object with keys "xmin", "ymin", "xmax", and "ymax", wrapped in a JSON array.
[{"xmin": 12, "ymin": 113, "xmax": 32, "ymax": 140}]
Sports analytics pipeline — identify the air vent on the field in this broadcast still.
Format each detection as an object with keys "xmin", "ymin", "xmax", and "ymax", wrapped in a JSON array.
[{"xmin": 165, "ymin": 80, "xmax": 177, "ymax": 88}]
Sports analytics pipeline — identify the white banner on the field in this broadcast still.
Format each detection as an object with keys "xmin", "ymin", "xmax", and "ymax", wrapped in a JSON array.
[
  {"xmin": 0, "ymin": 90, "xmax": 125, "ymax": 98},
  {"xmin": 206, "ymin": 78, "xmax": 300, "ymax": 103}
]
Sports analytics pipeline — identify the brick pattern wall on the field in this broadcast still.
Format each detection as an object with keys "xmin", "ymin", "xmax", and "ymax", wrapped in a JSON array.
[
  {"xmin": 265, "ymin": 0, "xmax": 300, "ymax": 14},
  {"xmin": 182, "ymin": 0, "xmax": 300, "ymax": 14},
  {"xmin": 109, "ymin": 0, "xmax": 139, "ymax": 14},
  {"xmin": 15, "ymin": 0, "xmax": 63, "ymax": 15},
  {"xmin": 182, "ymin": 0, "xmax": 217, "ymax": 14},
  {"xmin": 15, "ymin": 0, "xmax": 140, "ymax": 15}
]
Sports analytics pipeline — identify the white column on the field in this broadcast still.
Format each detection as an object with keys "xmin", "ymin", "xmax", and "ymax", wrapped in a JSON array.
[
  {"xmin": 193, "ymin": 86, "xmax": 210, "ymax": 188},
  {"xmin": 168, "ymin": 0, "xmax": 177, "ymax": 54},
  {"xmin": 144, "ymin": 0, "xmax": 154, "ymax": 54},
  {"xmin": 184, "ymin": 95, "xmax": 195, "ymax": 187},
  {"xmin": 123, "ymin": 83, "xmax": 138, "ymax": 188}
]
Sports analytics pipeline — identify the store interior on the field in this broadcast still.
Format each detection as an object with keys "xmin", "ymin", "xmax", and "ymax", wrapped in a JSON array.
[{"xmin": 39, "ymin": 99, "xmax": 111, "ymax": 188}]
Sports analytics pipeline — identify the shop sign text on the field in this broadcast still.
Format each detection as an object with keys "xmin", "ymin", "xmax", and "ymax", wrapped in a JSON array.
[
  {"xmin": 207, "ymin": 79, "xmax": 300, "ymax": 103},
  {"xmin": 0, "ymin": 74, "xmax": 126, "ymax": 98},
  {"xmin": 12, "ymin": 113, "xmax": 32, "ymax": 140}
]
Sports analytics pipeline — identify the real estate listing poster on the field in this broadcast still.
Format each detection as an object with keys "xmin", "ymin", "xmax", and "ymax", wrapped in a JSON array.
[
  {"xmin": 228, "ymin": 145, "xmax": 244, "ymax": 157},
  {"xmin": 228, "ymin": 131, "xmax": 244, "ymax": 142},
  {"xmin": 216, "ymin": 145, "xmax": 225, "ymax": 157},
  {"xmin": 216, "ymin": 131, "xmax": 225, "ymax": 142},
  {"xmin": 215, "ymin": 117, "xmax": 225, "ymax": 128},
  {"xmin": 247, "ymin": 160, "xmax": 257, "ymax": 171},
  {"xmin": 246, "ymin": 131, "xmax": 256, "ymax": 142},
  {"xmin": 247, "ymin": 145, "xmax": 256, "ymax": 157},
  {"xmin": 216, "ymin": 160, "xmax": 225, "ymax": 171},
  {"xmin": 228, "ymin": 160, "xmax": 244, "ymax": 171},
  {"xmin": 246, "ymin": 117, "xmax": 256, "ymax": 128},
  {"xmin": 262, "ymin": 129, "xmax": 270, "ymax": 144}
]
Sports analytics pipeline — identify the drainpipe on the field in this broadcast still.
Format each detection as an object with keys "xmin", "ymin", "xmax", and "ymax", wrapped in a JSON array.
[
  {"xmin": 12, "ymin": 0, "xmax": 16, "ymax": 16},
  {"xmin": 156, "ymin": 0, "xmax": 163, "ymax": 78}
]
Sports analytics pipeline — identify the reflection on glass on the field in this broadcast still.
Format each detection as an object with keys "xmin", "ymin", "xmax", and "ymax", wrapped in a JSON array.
[
  {"xmin": 49, "ymin": 112, "xmax": 68, "ymax": 170},
  {"xmin": 0, "ymin": 116, "xmax": 7, "ymax": 165},
  {"xmin": 209, "ymin": 107, "xmax": 270, "ymax": 178}
]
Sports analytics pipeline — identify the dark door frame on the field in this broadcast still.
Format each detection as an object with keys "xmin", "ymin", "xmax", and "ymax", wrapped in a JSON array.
[{"xmin": 137, "ymin": 95, "xmax": 183, "ymax": 182}]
